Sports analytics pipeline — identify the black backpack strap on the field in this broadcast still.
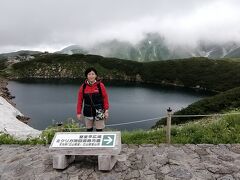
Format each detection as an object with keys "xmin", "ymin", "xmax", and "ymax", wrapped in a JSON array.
[
  {"xmin": 82, "ymin": 83, "xmax": 86, "ymax": 95},
  {"xmin": 97, "ymin": 83, "xmax": 102, "ymax": 96}
]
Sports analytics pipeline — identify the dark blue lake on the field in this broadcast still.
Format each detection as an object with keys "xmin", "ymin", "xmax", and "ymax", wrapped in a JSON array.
[{"xmin": 7, "ymin": 79, "xmax": 212, "ymax": 131}]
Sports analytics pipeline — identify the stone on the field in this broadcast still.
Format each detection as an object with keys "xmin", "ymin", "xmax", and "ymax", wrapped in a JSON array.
[
  {"xmin": 149, "ymin": 164, "xmax": 160, "ymax": 172},
  {"xmin": 201, "ymin": 156, "xmax": 222, "ymax": 165},
  {"xmin": 128, "ymin": 144, "xmax": 139, "ymax": 150},
  {"xmin": 128, "ymin": 153, "xmax": 137, "ymax": 161},
  {"xmin": 114, "ymin": 161, "xmax": 128, "ymax": 172},
  {"xmin": 181, "ymin": 145, "xmax": 195, "ymax": 155},
  {"xmin": 191, "ymin": 163, "xmax": 206, "ymax": 171},
  {"xmin": 167, "ymin": 168, "xmax": 192, "ymax": 179},
  {"xmin": 155, "ymin": 171, "xmax": 165, "ymax": 180},
  {"xmin": 136, "ymin": 154, "xmax": 143, "ymax": 160},
  {"xmin": 193, "ymin": 170, "xmax": 215, "ymax": 179},
  {"xmin": 195, "ymin": 148, "xmax": 209, "ymax": 156},
  {"xmin": 217, "ymin": 174, "xmax": 234, "ymax": 180},
  {"xmin": 206, "ymin": 165, "xmax": 236, "ymax": 174},
  {"xmin": 143, "ymin": 174, "xmax": 156, "ymax": 180},
  {"xmin": 35, "ymin": 172, "xmax": 68, "ymax": 180},
  {"xmin": 132, "ymin": 160, "xmax": 146, "ymax": 170},
  {"xmin": 217, "ymin": 155, "xmax": 234, "ymax": 162},
  {"xmin": 153, "ymin": 155, "xmax": 168, "ymax": 166},
  {"xmin": 230, "ymin": 145, "xmax": 240, "ymax": 154},
  {"xmin": 99, "ymin": 174, "xmax": 121, "ymax": 180},
  {"xmin": 124, "ymin": 170, "xmax": 140, "ymax": 179},
  {"xmin": 140, "ymin": 144, "xmax": 154, "ymax": 147},
  {"xmin": 142, "ymin": 169, "xmax": 155, "ymax": 175},
  {"xmin": 159, "ymin": 164, "xmax": 171, "ymax": 174},
  {"xmin": 233, "ymin": 173, "xmax": 240, "ymax": 179},
  {"xmin": 69, "ymin": 176, "xmax": 79, "ymax": 180}
]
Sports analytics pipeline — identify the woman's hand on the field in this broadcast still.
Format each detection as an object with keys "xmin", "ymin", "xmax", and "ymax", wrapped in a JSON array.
[
  {"xmin": 104, "ymin": 110, "xmax": 109, "ymax": 120},
  {"xmin": 77, "ymin": 114, "xmax": 82, "ymax": 121}
]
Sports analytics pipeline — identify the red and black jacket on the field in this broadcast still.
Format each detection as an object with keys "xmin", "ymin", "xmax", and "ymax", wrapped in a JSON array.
[{"xmin": 76, "ymin": 80, "xmax": 109, "ymax": 117}]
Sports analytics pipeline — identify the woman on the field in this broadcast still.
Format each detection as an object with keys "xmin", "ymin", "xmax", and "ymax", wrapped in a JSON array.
[{"xmin": 76, "ymin": 67, "xmax": 109, "ymax": 132}]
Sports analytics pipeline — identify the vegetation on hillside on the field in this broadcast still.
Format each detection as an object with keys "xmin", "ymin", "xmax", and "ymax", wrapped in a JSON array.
[
  {"xmin": 140, "ymin": 57, "xmax": 240, "ymax": 92},
  {"xmin": 7, "ymin": 54, "xmax": 141, "ymax": 81},
  {"xmin": 2, "ymin": 54, "xmax": 240, "ymax": 92},
  {"xmin": 0, "ymin": 58, "xmax": 7, "ymax": 70}
]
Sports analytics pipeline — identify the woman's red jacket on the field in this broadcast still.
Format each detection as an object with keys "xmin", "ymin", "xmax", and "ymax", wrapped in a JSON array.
[{"xmin": 76, "ymin": 81, "xmax": 109, "ymax": 115}]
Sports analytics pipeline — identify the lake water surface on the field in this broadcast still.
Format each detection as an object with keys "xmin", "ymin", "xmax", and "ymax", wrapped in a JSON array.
[{"xmin": 7, "ymin": 79, "xmax": 212, "ymax": 131}]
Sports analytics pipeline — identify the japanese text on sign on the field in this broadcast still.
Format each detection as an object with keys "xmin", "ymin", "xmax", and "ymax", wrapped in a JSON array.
[{"xmin": 51, "ymin": 133, "xmax": 116, "ymax": 148}]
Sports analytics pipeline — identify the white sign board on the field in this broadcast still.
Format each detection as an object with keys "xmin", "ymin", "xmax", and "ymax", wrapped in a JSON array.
[{"xmin": 50, "ymin": 133, "xmax": 116, "ymax": 148}]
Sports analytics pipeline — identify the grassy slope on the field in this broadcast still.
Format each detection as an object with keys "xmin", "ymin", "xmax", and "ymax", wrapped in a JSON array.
[{"xmin": 123, "ymin": 110, "xmax": 240, "ymax": 144}]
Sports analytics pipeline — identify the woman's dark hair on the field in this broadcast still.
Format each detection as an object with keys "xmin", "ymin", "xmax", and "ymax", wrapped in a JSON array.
[{"xmin": 85, "ymin": 67, "xmax": 98, "ymax": 77}]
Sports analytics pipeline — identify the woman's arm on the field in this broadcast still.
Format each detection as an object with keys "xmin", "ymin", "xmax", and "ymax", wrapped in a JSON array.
[
  {"xmin": 100, "ymin": 82, "xmax": 109, "ymax": 111},
  {"xmin": 76, "ymin": 85, "xmax": 84, "ymax": 118}
]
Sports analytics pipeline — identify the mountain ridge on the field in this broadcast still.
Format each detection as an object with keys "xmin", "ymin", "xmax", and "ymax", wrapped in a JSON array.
[
  {"xmin": 57, "ymin": 33, "xmax": 240, "ymax": 61},
  {"xmin": 2, "ymin": 53, "xmax": 240, "ymax": 92}
]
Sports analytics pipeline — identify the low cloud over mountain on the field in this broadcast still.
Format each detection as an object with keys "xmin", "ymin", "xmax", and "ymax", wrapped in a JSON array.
[
  {"xmin": 0, "ymin": 0, "xmax": 240, "ymax": 53},
  {"xmin": 58, "ymin": 33, "xmax": 240, "ymax": 61}
]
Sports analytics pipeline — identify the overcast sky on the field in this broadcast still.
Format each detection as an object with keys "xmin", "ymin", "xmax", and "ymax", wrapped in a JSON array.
[{"xmin": 0, "ymin": 0, "xmax": 240, "ymax": 53}]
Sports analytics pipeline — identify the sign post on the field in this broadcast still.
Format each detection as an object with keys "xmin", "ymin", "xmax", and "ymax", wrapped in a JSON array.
[
  {"xmin": 49, "ymin": 131, "xmax": 121, "ymax": 170},
  {"xmin": 50, "ymin": 133, "xmax": 117, "ymax": 148},
  {"xmin": 166, "ymin": 107, "xmax": 172, "ymax": 144}
]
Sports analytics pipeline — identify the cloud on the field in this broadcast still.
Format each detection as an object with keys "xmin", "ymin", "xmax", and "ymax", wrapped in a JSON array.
[{"xmin": 0, "ymin": 0, "xmax": 240, "ymax": 53}]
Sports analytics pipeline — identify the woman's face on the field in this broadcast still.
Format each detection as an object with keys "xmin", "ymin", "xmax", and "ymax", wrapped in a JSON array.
[{"xmin": 87, "ymin": 71, "xmax": 97, "ymax": 82}]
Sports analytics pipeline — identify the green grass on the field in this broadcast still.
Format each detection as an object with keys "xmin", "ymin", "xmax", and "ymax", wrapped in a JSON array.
[
  {"xmin": 0, "ymin": 121, "xmax": 85, "ymax": 145},
  {"xmin": 121, "ymin": 129, "xmax": 165, "ymax": 144},
  {"xmin": 1, "ymin": 111, "xmax": 240, "ymax": 145},
  {"xmin": 171, "ymin": 112, "xmax": 240, "ymax": 144},
  {"xmin": 0, "ymin": 132, "xmax": 46, "ymax": 145},
  {"xmin": 122, "ymin": 111, "xmax": 240, "ymax": 144}
]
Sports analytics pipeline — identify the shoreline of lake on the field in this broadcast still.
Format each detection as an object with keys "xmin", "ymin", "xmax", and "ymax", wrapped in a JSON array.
[
  {"xmin": 0, "ymin": 77, "xmax": 32, "ymax": 124},
  {"xmin": 2, "ymin": 76, "xmax": 215, "ymax": 130},
  {"xmin": 0, "ymin": 77, "xmax": 15, "ymax": 105},
  {"xmin": 7, "ymin": 78, "xmax": 211, "ymax": 131},
  {"xmin": 0, "ymin": 77, "xmax": 41, "ymax": 139}
]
